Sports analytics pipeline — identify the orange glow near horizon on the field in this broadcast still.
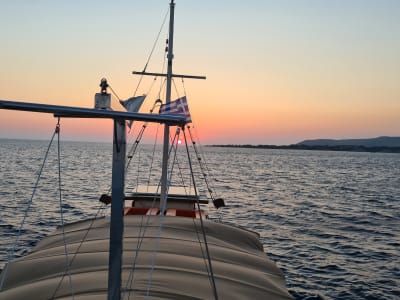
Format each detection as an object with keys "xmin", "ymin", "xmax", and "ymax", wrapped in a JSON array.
[
  {"xmin": 1, "ymin": 83, "xmax": 399, "ymax": 145},
  {"xmin": 0, "ymin": 1, "xmax": 399, "ymax": 144}
]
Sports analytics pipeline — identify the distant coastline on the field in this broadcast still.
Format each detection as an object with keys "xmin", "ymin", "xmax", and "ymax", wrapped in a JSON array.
[
  {"xmin": 2, "ymin": 137, "xmax": 400, "ymax": 153},
  {"xmin": 209, "ymin": 136, "xmax": 400, "ymax": 153},
  {"xmin": 209, "ymin": 144, "xmax": 400, "ymax": 153}
]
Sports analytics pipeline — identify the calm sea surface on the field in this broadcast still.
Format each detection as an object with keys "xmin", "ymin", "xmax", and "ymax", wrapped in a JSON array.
[{"xmin": 0, "ymin": 139, "xmax": 399, "ymax": 299}]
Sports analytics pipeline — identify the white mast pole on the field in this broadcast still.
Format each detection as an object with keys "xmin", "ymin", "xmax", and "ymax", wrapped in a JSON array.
[{"xmin": 160, "ymin": 0, "xmax": 175, "ymax": 214}]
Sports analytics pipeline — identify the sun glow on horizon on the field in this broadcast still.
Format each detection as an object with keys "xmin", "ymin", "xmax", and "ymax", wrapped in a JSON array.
[{"xmin": 0, "ymin": 1, "xmax": 399, "ymax": 144}]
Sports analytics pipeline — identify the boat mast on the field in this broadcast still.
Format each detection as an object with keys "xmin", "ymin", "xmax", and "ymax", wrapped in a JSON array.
[
  {"xmin": 160, "ymin": 0, "xmax": 175, "ymax": 214},
  {"xmin": 131, "ymin": 0, "xmax": 205, "ymax": 213}
]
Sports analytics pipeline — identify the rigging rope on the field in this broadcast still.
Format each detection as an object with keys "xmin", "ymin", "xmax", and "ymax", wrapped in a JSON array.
[
  {"xmin": 166, "ymin": 129, "xmax": 181, "ymax": 193},
  {"xmin": 187, "ymin": 126, "xmax": 216, "ymax": 200},
  {"xmin": 145, "ymin": 76, "xmax": 158, "ymax": 98},
  {"xmin": 145, "ymin": 129, "xmax": 181, "ymax": 298},
  {"xmin": 158, "ymin": 73, "xmax": 167, "ymax": 100},
  {"xmin": 123, "ymin": 214, "xmax": 147, "ymax": 300},
  {"xmin": 109, "ymin": 84, "xmax": 122, "ymax": 102},
  {"xmin": 172, "ymin": 78, "xmax": 180, "ymax": 99},
  {"xmin": 0, "ymin": 122, "xmax": 59, "ymax": 291},
  {"xmin": 182, "ymin": 128, "xmax": 219, "ymax": 299},
  {"xmin": 125, "ymin": 99, "xmax": 162, "ymax": 174},
  {"xmin": 124, "ymin": 131, "xmax": 179, "ymax": 299},
  {"xmin": 189, "ymin": 125, "xmax": 215, "ymax": 187},
  {"xmin": 146, "ymin": 124, "xmax": 161, "ymax": 188},
  {"xmin": 187, "ymin": 126, "xmax": 224, "ymax": 217},
  {"xmin": 135, "ymin": 147, "xmax": 141, "ymax": 189},
  {"xmin": 155, "ymin": 40, "xmax": 168, "ymax": 100},
  {"xmin": 50, "ymin": 118, "xmax": 75, "ymax": 299},
  {"xmin": 123, "ymin": 184, "xmax": 162, "ymax": 300},
  {"xmin": 181, "ymin": 77, "xmax": 188, "ymax": 97},
  {"xmin": 192, "ymin": 217, "xmax": 215, "ymax": 291},
  {"xmin": 133, "ymin": 7, "xmax": 170, "ymax": 97}
]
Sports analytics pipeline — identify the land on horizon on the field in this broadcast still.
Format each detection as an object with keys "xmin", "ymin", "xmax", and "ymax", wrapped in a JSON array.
[
  {"xmin": 210, "ymin": 136, "xmax": 400, "ymax": 153},
  {"xmin": 2, "ymin": 136, "xmax": 400, "ymax": 154}
]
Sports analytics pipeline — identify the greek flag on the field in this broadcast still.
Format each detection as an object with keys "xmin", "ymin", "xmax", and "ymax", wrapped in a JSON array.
[{"xmin": 159, "ymin": 96, "xmax": 192, "ymax": 123}]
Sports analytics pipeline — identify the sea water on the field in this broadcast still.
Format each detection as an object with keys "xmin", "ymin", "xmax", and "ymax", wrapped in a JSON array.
[{"xmin": 0, "ymin": 139, "xmax": 399, "ymax": 299}]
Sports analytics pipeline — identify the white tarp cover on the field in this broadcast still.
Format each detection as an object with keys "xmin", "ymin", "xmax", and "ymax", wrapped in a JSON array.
[{"xmin": 0, "ymin": 216, "xmax": 293, "ymax": 299}]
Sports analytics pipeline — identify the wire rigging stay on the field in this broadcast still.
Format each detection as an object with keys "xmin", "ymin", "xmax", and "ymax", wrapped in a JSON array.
[
  {"xmin": 1, "ymin": 119, "xmax": 76, "ymax": 297},
  {"xmin": 132, "ymin": 7, "xmax": 170, "ymax": 97}
]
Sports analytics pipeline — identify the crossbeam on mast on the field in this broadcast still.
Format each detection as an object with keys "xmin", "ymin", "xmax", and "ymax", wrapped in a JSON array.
[
  {"xmin": 132, "ymin": 71, "xmax": 206, "ymax": 80},
  {"xmin": 0, "ymin": 100, "xmax": 186, "ymax": 125}
]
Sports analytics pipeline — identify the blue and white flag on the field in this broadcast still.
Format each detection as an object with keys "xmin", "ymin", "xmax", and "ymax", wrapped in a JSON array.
[
  {"xmin": 120, "ymin": 95, "xmax": 146, "ymax": 128},
  {"xmin": 159, "ymin": 96, "xmax": 192, "ymax": 124}
]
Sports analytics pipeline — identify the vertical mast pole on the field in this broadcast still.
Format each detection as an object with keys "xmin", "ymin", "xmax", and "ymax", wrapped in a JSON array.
[
  {"xmin": 160, "ymin": 0, "xmax": 175, "ymax": 214},
  {"xmin": 108, "ymin": 119, "xmax": 126, "ymax": 300}
]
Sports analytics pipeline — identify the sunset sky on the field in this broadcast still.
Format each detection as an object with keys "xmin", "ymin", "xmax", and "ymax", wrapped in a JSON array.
[{"xmin": 1, "ymin": 0, "xmax": 399, "ymax": 144}]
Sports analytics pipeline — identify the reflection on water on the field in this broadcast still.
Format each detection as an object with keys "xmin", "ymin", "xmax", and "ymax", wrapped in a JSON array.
[{"xmin": 0, "ymin": 139, "xmax": 399, "ymax": 299}]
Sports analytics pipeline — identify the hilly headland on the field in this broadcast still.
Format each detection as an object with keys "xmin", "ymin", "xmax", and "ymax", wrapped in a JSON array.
[{"xmin": 211, "ymin": 136, "xmax": 400, "ymax": 153}]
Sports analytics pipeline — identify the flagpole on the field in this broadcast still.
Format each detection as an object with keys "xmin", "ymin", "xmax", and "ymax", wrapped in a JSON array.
[{"xmin": 160, "ymin": 0, "xmax": 175, "ymax": 214}]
